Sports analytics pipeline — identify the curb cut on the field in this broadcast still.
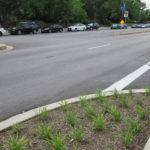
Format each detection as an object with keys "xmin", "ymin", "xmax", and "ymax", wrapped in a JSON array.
[{"xmin": 0, "ymin": 89, "xmax": 146, "ymax": 132}]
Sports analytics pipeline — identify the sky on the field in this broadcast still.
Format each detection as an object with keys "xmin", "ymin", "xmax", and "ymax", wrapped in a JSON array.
[{"xmin": 141, "ymin": 0, "xmax": 150, "ymax": 8}]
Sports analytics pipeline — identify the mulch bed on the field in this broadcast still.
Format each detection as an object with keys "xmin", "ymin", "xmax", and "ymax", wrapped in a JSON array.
[{"xmin": 0, "ymin": 93, "xmax": 149, "ymax": 150}]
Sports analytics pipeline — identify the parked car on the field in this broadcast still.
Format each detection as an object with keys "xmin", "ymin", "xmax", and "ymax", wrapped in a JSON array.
[
  {"xmin": 68, "ymin": 24, "xmax": 86, "ymax": 31},
  {"xmin": 111, "ymin": 24, "xmax": 127, "ymax": 29},
  {"xmin": 131, "ymin": 24, "xmax": 139, "ymax": 28},
  {"xmin": 9, "ymin": 22, "xmax": 39, "ymax": 35},
  {"xmin": 86, "ymin": 23, "xmax": 100, "ymax": 30},
  {"xmin": 0, "ymin": 25, "xmax": 7, "ymax": 36},
  {"xmin": 41, "ymin": 24, "xmax": 63, "ymax": 33}
]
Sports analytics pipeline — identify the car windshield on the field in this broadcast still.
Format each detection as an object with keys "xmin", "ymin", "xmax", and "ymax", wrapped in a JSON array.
[{"xmin": 112, "ymin": 24, "xmax": 118, "ymax": 27}]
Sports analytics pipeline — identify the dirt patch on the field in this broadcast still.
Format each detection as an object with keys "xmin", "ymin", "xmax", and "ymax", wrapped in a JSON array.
[{"xmin": 0, "ymin": 93, "xmax": 149, "ymax": 150}]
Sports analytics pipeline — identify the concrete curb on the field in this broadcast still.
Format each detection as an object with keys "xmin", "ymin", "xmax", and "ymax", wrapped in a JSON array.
[
  {"xmin": 0, "ymin": 89, "xmax": 146, "ymax": 132},
  {"xmin": 0, "ymin": 43, "xmax": 14, "ymax": 52},
  {"xmin": 144, "ymin": 138, "xmax": 150, "ymax": 150},
  {"xmin": 120, "ymin": 30, "xmax": 150, "ymax": 35}
]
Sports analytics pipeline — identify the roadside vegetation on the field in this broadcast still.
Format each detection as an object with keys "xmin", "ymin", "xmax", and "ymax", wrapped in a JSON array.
[
  {"xmin": 1, "ymin": 0, "xmax": 150, "ymax": 27},
  {"xmin": 0, "ymin": 90, "xmax": 149, "ymax": 150}
]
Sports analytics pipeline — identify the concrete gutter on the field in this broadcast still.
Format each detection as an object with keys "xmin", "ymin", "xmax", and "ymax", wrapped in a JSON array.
[
  {"xmin": 0, "ymin": 89, "xmax": 149, "ymax": 150},
  {"xmin": 0, "ymin": 43, "xmax": 14, "ymax": 52}
]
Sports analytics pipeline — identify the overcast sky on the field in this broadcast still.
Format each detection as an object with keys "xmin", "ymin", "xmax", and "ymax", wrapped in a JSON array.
[{"xmin": 141, "ymin": 0, "xmax": 150, "ymax": 8}]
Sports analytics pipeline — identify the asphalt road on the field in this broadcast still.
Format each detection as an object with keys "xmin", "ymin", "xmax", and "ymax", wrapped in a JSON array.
[{"xmin": 0, "ymin": 29, "xmax": 150, "ymax": 121}]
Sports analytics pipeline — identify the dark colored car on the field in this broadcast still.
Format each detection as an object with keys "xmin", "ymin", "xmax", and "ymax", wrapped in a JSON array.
[
  {"xmin": 111, "ymin": 24, "xmax": 127, "ymax": 29},
  {"xmin": 41, "ymin": 24, "xmax": 63, "ymax": 33},
  {"xmin": 9, "ymin": 22, "xmax": 39, "ymax": 35},
  {"xmin": 86, "ymin": 23, "xmax": 100, "ymax": 30},
  {"xmin": 131, "ymin": 24, "xmax": 139, "ymax": 28}
]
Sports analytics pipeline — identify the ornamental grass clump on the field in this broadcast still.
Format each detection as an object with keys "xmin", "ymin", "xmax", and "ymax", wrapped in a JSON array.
[
  {"xmin": 92, "ymin": 114, "xmax": 106, "ymax": 131},
  {"xmin": 79, "ymin": 97, "xmax": 88, "ymax": 107},
  {"xmin": 117, "ymin": 95, "xmax": 129, "ymax": 108},
  {"xmin": 136, "ymin": 105, "xmax": 149, "ymax": 120},
  {"xmin": 37, "ymin": 123, "xmax": 53, "ymax": 140},
  {"xmin": 127, "ymin": 118, "xmax": 140, "ymax": 134},
  {"xmin": 120, "ymin": 131, "xmax": 133, "ymax": 148},
  {"xmin": 4, "ymin": 135, "xmax": 27, "ymax": 150},
  {"xmin": 96, "ymin": 90, "xmax": 107, "ymax": 102},
  {"xmin": 146, "ymin": 88, "xmax": 150, "ymax": 96},
  {"xmin": 101, "ymin": 99, "xmax": 111, "ymax": 113},
  {"xmin": 37, "ymin": 107, "xmax": 49, "ymax": 121},
  {"xmin": 85, "ymin": 105, "xmax": 96, "ymax": 120},
  {"xmin": 60, "ymin": 101, "xmax": 71, "ymax": 112},
  {"xmin": 12, "ymin": 124, "xmax": 23, "ymax": 135},
  {"xmin": 64, "ymin": 111, "xmax": 77, "ymax": 127},
  {"xmin": 51, "ymin": 134, "xmax": 67, "ymax": 150},
  {"xmin": 72, "ymin": 125, "xmax": 84, "ymax": 142},
  {"xmin": 109, "ymin": 105, "xmax": 121, "ymax": 121}
]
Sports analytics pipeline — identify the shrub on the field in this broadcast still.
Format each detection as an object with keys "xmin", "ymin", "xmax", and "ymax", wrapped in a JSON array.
[
  {"xmin": 109, "ymin": 106, "xmax": 121, "ymax": 121},
  {"xmin": 51, "ymin": 134, "xmax": 67, "ymax": 150},
  {"xmin": 64, "ymin": 111, "xmax": 76, "ymax": 127},
  {"xmin": 85, "ymin": 105, "xmax": 96, "ymax": 119},
  {"xmin": 37, "ymin": 123, "xmax": 53, "ymax": 140},
  {"xmin": 92, "ymin": 114, "xmax": 106, "ymax": 131},
  {"xmin": 72, "ymin": 125, "xmax": 84, "ymax": 142},
  {"xmin": 4, "ymin": 135, "xmax": 27, "ymax": 150},
  {"xmin": 37, "ymin": 107, "xmax": 49, "ymax": 121}
]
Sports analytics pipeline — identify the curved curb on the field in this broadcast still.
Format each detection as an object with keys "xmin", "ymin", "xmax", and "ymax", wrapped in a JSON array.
[
  {"xmin": 0, "ymin": 89, "xmax": 146, "ymax": 132},
  {"xmin": 0, "ymin": 43, "xmax": 14, "ymax": 52}
]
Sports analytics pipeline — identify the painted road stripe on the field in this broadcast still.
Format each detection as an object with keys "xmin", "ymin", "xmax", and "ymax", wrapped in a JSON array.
[
  {"xmin": 104, "ymin": 61, "xmax": 150, "ymax": 92},
  {"xmin": 88, "ymin": 43, "xmax": 110, "ymax": 50}
]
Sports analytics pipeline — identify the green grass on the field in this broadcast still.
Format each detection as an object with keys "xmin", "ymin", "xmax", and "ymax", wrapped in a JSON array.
[
  {"xmin": 37, "ymin": 123, "xmax": 53, "ymax": 140},
  {"xmin": 60, "ymin": 101, "xmax": 71, "ymax": 112},
  {"xmin": 109, "ymin": 106, "xmax": 121, "ymax": 121},
  {"xmin": 127, "ymin": 118, "xmax": 140, "ymax": 134},
  {"xmin": 4, "ymin": 135, "xmax": 27, "ymax": 150},
  {"xmin": 96, "ymin": 90, "xmax": 106, "ymax": 102},
  {"xmin": 136, "ymin": 105, "xmax": 149, "ymax": 120},
  {"xmin": 79, "ymin": 97, "xmax": 88, "ymax": 107},
  {"xmin": 12, "ymin": 124, "xmax": 23, "ymax": 135},
  {"xmin": 128, "ymin": 89, "xmax": 133, "ymax": 96},
  {"xmin": 136, "ymin": 99, "xmax": 143, "ymax": 106},
  {"xmin": 72, "ymin": 125, "xmax": 84, "ymax": 142},
  {"xmin": 37, "ymin": 107, "xmax": 49, "ymax": 121},
  {"xmin": 64, "ymin": 111, "xmax": 77, "ymax": 127},
  {"xmin": 101, "ymin": 99, "xmax": 111, "ymax": 113},
  {"xmin": 120, "ymin": 131, "xmax": 133, "ymax": 148},
  {"xmin": 92, "ymin": 114, "xmax": 106, "ymax": 131},
  {"xmin": 146, "ymin": 88, "xmax": 150, "ymax": 96},
  {"xmin": 113, "ymin": 89, "xmax": 120, "ymax": 99},
  {"xmin": 85, "ymin": 105, "xmax": 96, "ymax": 119},
  {"xmin": 117, "ymin": 95, "xmax": 129, "ymax": 108},
  {"xmin": 51, "ymin": 134, "xmax": 67, "ymax": 150}
]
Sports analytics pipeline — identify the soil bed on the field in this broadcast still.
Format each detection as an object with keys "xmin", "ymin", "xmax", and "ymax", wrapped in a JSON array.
[{"xmin": 0, "ymin": 93, "xmax": 149, "ymax": 150}]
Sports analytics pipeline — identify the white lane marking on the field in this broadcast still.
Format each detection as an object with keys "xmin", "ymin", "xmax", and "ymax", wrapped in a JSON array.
[
  {"xmin": 88, "ymin": 43, "xmax": 110, "ymax": 50},
  {"xmin": 103, "ymin": 61, "xmax": 150, "ymax": 92}
]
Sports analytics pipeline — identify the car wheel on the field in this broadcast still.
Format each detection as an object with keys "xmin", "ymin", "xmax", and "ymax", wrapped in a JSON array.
[
  {"xmin": 75, "ymin": 28, "xmax": 77, "ymax": 31},
  {"xmin": 0, "ymin": 32, "xmax": 2, "ymax": 36},
  {"xmin": 83, "ymin": 28, "xmax": 86, "ymax": 31},
  {"xmin": 17, "ymin": 30, "xmax": 22, "ymax": 35},
  {"xmin": 59, "ymin": 29, "xmax": 63, "ymax": 32}
]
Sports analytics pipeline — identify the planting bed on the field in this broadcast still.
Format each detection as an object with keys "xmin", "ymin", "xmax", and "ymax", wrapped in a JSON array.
[{"xmin": 0, "ymin": 91, "xmax": 149, "ymax": 150}]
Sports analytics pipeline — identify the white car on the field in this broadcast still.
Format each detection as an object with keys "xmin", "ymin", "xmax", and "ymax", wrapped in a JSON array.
[
  {"xmin": 68, "ymin": 24, "xmax": 86, "ymax": 31},
  {"xmin": 0, "ymin": 25, "xmax": 7, "ymax": 36}
]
